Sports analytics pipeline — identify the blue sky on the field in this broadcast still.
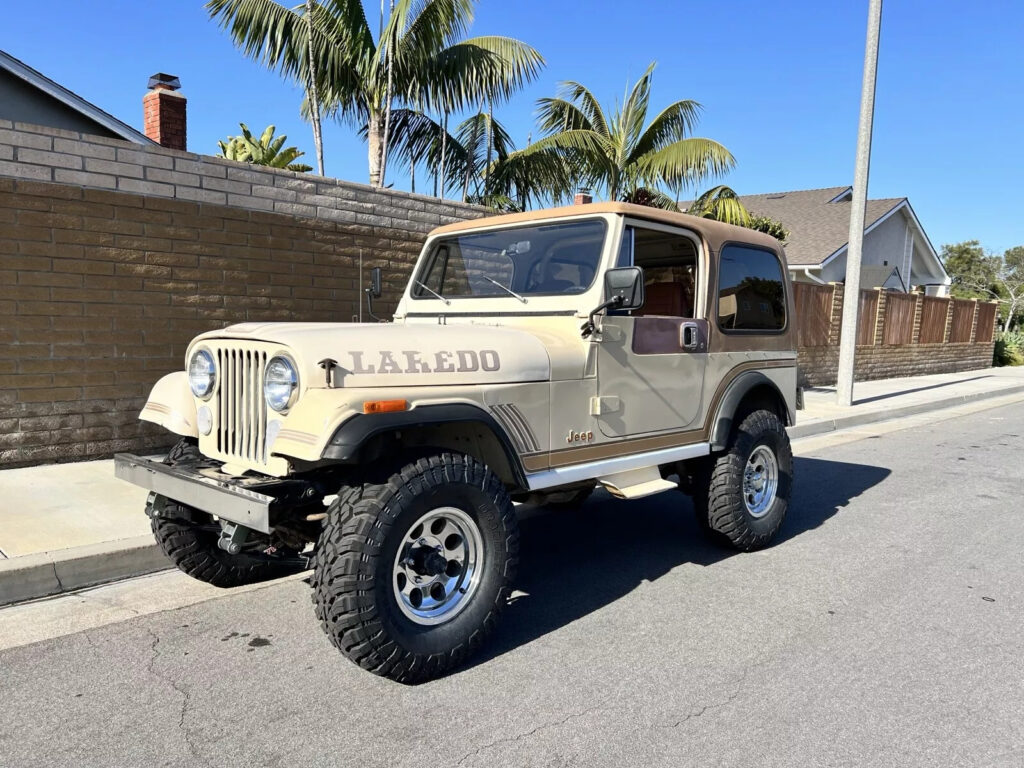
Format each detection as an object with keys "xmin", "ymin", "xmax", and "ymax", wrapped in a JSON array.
[{"xmin": 5, "ymin": 0, "xmax": 1023, "ymax": 252}]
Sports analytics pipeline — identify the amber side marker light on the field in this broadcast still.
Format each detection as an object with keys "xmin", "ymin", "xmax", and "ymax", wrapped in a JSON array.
[{"xmin": 363, "ymin": 399, "xmax": 408, "ymax": 414}]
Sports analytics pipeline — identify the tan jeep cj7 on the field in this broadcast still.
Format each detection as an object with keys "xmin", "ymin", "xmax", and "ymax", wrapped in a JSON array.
[{"xmin": 116, "ymin": 202, "xmax": 799, "ymax": 682}]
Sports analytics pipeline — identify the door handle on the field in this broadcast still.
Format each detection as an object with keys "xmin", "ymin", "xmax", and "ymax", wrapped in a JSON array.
[{"xmin": 681, "ymin": 321, "xmax": 700, "ymax": 350}]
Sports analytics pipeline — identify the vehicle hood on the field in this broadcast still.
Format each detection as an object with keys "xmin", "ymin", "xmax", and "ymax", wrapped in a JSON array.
[{"xmin": 192, "ymin": 322, "xmax": 552, "ymax": 388}]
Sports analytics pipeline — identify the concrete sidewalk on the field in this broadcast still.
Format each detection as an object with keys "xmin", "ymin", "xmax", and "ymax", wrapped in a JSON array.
[{"xmin": 2, "ymin": 365, "xmax": 1023, "ymax": 605}]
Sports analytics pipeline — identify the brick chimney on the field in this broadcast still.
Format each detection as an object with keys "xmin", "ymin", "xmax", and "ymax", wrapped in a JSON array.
[
  {"xmin": 573, "ymin": 190, "xmax": 593, "ymax": 205},
  {"xmin": 143, "ymin": 73, "xmax": 186, "ymax": 151}
]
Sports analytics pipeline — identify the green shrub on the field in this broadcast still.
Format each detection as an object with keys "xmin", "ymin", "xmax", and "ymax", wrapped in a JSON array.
[{"xmin": 994, "ymin": 331, "xmax": 1024, "ymax": 366}]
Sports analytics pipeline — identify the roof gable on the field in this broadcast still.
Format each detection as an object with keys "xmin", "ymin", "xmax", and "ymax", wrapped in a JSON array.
[
  {"xmin": 738, "ymin": 186, "xmax": 905, "ymax": 267},
  {"xmin": 0, "ymin": 49, "xmax": 152, "ymax": 145}
]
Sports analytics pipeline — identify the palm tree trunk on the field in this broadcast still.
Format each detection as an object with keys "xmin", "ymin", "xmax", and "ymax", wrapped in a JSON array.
[
  {"xmin": 378, "ymin": 0, "xmax": 396, "ymax": 187},
  {"xmin": 367, "ymin": 114, "xmax": 383, "ymax": 187},
  {"xmin": 463, "ymin": 106, "xmax": 483, "ymax": 202},
  {"xmin": 484, "ymin": 100, "xmax": 493, "ymax": 195},
  {"xmin": 305, "ymin": 0, "xmax": 324, "ymax": 176},
  {"xmin": 410, "ymin": 152, "xmax": 415, "ymax": 194},
  {"xmin": 438, "ymin": 111, "xmax": 448, "ymax": 199}
]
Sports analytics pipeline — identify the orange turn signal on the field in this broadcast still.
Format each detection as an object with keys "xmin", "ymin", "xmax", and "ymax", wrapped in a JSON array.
[{"xmin": 363, "ymin": 399, "xmax": 408, "ymax": 414}]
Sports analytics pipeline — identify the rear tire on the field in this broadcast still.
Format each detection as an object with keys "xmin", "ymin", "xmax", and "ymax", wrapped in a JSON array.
[
  {"xmin": 694, "ymin": 409, "xmax": 793, "ymax": 551},
  {"xmin": 311, "ymin": 452, "xmax": 519, "ymax": 683},
  {"xmin": 149, "ymin": 438, "xmax": 306, "ymax": 588}
]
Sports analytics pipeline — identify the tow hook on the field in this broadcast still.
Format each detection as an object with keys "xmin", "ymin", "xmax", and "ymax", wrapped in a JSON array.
[{"xmin": 218, "ymin": 522, "xmax": 250, "ymax": 555}]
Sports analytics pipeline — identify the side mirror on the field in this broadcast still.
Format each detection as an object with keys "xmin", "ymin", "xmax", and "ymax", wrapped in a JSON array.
[
  {"xmin": 369, "ymin": 266, "xmax": 382, "ymax": 299},
  {"xmin": 581, "ymin": 266, "xmax": 645, "ymax": 338},
  {"xmin": 603, "ymin": 266, "xmax": 644, "ymax": 310},
  {"xmin": 364, "ymin": 266, "xmax": 383, "ymax": 322}
]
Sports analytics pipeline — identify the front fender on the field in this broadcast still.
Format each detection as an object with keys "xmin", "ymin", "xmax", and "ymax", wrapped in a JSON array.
[{"xmin": 139, "ymin": 372, "xmax": 198, "ymax": 437}]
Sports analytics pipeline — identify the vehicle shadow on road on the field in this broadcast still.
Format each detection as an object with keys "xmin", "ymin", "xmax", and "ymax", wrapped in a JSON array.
[{"xmin": 463, "ymin": 456, "xmax": 890, "ymax": 672}]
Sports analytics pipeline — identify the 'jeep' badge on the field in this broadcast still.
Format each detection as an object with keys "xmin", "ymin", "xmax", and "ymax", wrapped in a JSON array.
[
  {"xmin": 347, "ymin": 349, "xmax": 500, "ymax": 375},
  {"xmin": 566, "ymin": 429, "xmax": 594, "ymax": 444}
]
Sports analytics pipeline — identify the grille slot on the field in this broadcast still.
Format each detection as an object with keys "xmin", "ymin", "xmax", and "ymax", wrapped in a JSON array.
[{"xmin": 215, "ymin": 346, "xmax": 268, "ymax": 465}]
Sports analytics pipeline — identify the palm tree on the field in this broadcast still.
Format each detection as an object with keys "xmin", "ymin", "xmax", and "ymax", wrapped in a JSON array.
[
  {"xmin": 685, "ymin": 184, "xmax": 750, "ymax": 226},
  {"xmin": 217, "ymin": 123, "xmax": 313, "ymax": 172},
  {"xmin": 504, "ymin": 62, "xmax": 735, "ymax": 208},
  {"xmin": 207, "ymin": 0, "xmax": 544, "ymax": 187}
]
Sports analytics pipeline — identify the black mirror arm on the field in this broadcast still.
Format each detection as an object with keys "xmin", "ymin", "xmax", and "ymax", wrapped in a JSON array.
[
  {"xmin": 581, "ymin": 295, "xmax": 624, "ymax": 338},
  {"xmin": 365, "ymin": 287, "xmax": 382, "ymax": 323}
]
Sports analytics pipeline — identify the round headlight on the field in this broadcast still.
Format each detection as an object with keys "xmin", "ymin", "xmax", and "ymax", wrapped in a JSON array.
[
  {"xmin": 188, "ymin": 349, "xmax": 216, "ymax": 399},
  {"xmin": 264, "ymin": 356, "xmax": 298, "ymax": 412}
]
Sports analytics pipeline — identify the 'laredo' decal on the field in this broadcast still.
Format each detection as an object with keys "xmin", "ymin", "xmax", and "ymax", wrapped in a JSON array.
[{"xmin": 347, "ymin": 349, "xmax": 501, "ymax": 375}]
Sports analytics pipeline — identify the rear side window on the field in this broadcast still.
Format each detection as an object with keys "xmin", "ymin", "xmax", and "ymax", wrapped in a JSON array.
[{"xmin": 717, "ymin": 245, "xmax": 786, "ymax": 331}]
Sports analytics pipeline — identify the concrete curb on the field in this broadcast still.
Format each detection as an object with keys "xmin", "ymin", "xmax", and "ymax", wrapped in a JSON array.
[
  {"xmin": 788, "ymin": 383, "xmax": 1024, "ymax": 440},
  {"xmin": 2, "ymin": 381, "xmax": 1022, "ymax": 608},
  {"xmin": 0, "ymin": 536, "xmax": 168, "ymax": 607}
]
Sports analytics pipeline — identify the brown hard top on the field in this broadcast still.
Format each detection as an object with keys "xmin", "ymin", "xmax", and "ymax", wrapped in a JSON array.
[{"xmin": 431, "ymin": 202, "xmax": 787, "ymax": 262}]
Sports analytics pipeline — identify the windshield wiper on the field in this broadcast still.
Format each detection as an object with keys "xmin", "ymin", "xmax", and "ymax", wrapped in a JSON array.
[
  {"xmin": 415, "ymin": 280, "xmax": 451, "ymax": 305},
  {"xmin": 483, "ymin": 276, "xmax": 528, "ymax": 304}
]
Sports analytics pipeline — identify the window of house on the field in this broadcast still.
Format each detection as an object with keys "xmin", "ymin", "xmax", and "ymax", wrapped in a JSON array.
[{"xmin": 717, "ymin": 244, "xmax": 786, "ymax": 331}]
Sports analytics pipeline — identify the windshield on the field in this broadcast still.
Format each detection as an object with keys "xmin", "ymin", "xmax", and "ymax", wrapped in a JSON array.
[{"xmin": 413, "ymin": 219, "xmax": 607, "ymax": 300}]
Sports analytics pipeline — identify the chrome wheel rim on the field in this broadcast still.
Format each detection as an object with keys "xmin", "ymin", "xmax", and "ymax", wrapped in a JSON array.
[
  {"xmin": 743, "ymin": 445, "xmax": 779, "ymax": 519},
  {"xmin": 392, "ymin": 507, "xmax": 484, "ymax": 626}
]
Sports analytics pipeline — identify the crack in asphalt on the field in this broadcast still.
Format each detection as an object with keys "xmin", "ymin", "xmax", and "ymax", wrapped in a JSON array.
[
  {"xmin": 654, "ymin": 661, "xmax": 763, "ymax": 731},
  {"xmin": 145, "ymin": 628, "xmax": 208, "ymax": 767},
  {"xmin": 454, "ymin": 705, "xmax": 606, "ymax": 767}
]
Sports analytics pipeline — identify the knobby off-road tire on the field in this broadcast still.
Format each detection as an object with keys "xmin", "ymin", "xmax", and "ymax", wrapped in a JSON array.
[
  {"xmin": 149, "ymin": 438, "xmax": 305, "ymax": 588},
  {"xmin": 694, "ymin": 410, "xmax": 793, "ymax": 552},
  {"xmin": 311, "ymin": 452, "xmax": 519, "ymax": 684}
]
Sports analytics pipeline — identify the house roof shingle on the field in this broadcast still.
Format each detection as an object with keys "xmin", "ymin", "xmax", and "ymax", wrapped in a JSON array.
[{"xmin": 738, "ymin": 186, "xmax": 905, "ymax": 267}]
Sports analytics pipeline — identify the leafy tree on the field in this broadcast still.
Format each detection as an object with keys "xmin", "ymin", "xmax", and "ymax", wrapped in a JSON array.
[
  {"xmin": 941, "ymin": 240, "xmax": 1024, "ymax": 330},
  {"xmin": 502, "ymin": 62, "xmax": 735, "ymax": 207},
  {"xmin": 207, "ymin": 0, "xmax": 544, "ymax": 188},
  {"xmin": 217, "ymin": 123, "xmax": 313, "ymax": 172},
  {"xmin": 941, "ymin": 241, "xmax": 998, "ymax": 299},
  {"xmin": 745, "ymin": 214, "xmax": 789, "ymax": 243}
]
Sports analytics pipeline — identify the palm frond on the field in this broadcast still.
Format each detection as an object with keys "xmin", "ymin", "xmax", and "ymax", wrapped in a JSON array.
[
  {"xmin": 535, "ymin": 97, "xmax": 594, "ymax": 134},
  {"xmin": 636, "ymin": 137, "xmax": 735, "ymax": 189},
  {"xmin": 413, "ymin": 36, "xmax": 544, "ymax": 111},
  {"xmin": 619, "ymin": 62, "xmax": 655, "ymax": 155},
  {"xmin": 629, "ymin": 99, "xmax": 702, "ymax": 164},
  {"xmin": 554, "ymin": 81, "xmax": 609, "ymax": 137},
  {"xmin": 686, "ymin": 184, "xmax": 749, "ymax": 226}
]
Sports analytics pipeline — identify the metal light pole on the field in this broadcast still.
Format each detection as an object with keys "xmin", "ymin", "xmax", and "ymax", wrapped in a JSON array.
[{"xmin": 836, "ymin": 0, "xmax": 883, "ymax": 406}]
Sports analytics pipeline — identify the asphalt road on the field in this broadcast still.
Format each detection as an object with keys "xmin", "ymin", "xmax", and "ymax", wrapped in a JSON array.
[{"xmin": 2, "ymin": 403, "xmax": 1022, "ymax": 768}]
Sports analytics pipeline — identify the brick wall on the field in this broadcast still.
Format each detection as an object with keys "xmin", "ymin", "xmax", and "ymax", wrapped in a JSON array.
[
  {"xmin": 0, "ymin": 121, "xmax": 488, "ymax": 467},
  {"xmin": 797, "ymin": 283, "xmax": 996, "ymax": 387}
]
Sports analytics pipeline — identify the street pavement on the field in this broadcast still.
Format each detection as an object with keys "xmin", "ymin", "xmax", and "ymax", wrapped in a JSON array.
[{"xmin": 0, "ymin": 403, "xmax": 1022, "ymax": 767}]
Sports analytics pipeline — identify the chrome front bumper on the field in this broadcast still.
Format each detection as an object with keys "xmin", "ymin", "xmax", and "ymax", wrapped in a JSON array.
[{"xmin": 115, "ymin": 453, "xmax": 283, "ymax": 533}]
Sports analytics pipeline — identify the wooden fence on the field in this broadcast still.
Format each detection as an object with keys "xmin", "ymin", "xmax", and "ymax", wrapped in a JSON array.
[{"xmin": 793, "ymin": 282, "xmax": 999, "ymax": 348}]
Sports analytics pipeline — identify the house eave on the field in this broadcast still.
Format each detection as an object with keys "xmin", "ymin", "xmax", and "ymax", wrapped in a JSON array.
[{"xmin": 0, "ymin": 49, "xmax": 154, "ymax": 145}]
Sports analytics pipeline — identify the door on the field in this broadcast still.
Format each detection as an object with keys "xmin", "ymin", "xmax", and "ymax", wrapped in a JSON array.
[{"xmin": 595, "ymin": 224, "xmax": 708, "ymax": 438}]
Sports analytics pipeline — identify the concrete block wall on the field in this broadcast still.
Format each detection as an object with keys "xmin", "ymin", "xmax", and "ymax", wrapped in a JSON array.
[
  {"xmin": 797, "ymin": 283, "xmax": 997, "ymax": 387},
  {"xmin": 0, "ymin": 121, "xmax": 488, "ymax": 466}
]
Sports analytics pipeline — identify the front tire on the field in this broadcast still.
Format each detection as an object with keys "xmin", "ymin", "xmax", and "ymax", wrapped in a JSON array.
[
  {"xmin": 694, "ymin": 409, "xmax": 793, "ymax": 551},
  {"xmin": 311, "ymin": 452, "xmax": 519, "ymax": 683},
  {"xmin": 149, "ymin": 438, "xmax": 306, "ymax": 588}
]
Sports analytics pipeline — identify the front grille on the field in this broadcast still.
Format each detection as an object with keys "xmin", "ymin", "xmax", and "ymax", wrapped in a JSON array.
[{"xmin": 215, "ymin": 345, "xmax": 269, "ymax": 466}]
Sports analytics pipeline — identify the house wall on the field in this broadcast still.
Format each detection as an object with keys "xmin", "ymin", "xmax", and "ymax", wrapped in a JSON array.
[
  {"xmin": 818, "ymin": 210, "xmax": 909, "ymax": 284},
  {"xmin": 0, "ymin": 70, "xmax": 123, "ymax": 140},
  {"xmin": 0, "ymin": 121, "xmax": 489, "ymax": 467}
]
